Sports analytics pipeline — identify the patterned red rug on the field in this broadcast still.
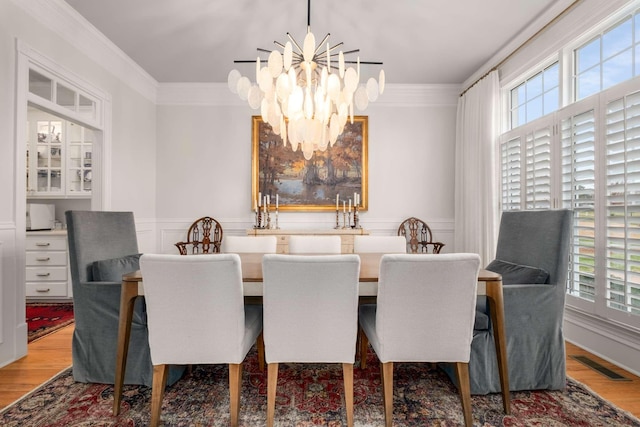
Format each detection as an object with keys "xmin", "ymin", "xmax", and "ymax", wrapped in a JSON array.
[
  {"xmin": 26, "ymin": 303, "xmax": 74, "ymax": 343},
  {"xmin": 1, "ymin": 347, "xmax": 639, "ymax": 426}
]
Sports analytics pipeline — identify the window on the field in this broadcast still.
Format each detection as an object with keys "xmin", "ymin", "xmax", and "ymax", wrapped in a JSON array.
[
  {"xmin": 575, "ymin": 13, "xmax": 640, "ymax": 100},
  {"xmin": 500, "ymin": 3, "xmax": 640, "ymax": 330},
  {"xmin": 605, "ymin": 90, "xmax": 640, "ymax": 315},
  {"xmin": 525, "ymin": 127, "xmax": 553, "ymax": 209},
  {"xmin": 509, "ymin": 62, "xmax": 560, "ymax": 129},
  {"xmin": 27, "ymin": 65, "xmax": 99, "ymax": 122},
  {"xmin": 499, "ymin": 116, "xmax": 554, "ymax": 212},
  {"xmin": 561, "ymin": 107, "xmax": 596, "ymax": 302},
  {"xmin": 501, "ymin": 136, "xmax": 521, "ymax": 211}
]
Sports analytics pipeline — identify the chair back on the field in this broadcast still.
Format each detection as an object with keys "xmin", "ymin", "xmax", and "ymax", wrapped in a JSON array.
[
  {"xmin": 397, "ymin": 217, "xmax": 444, "ymax": 253},
  {"xmin": 376, "ymin": 253, "xmax": 480, "ymax": 362},
  {"xmin": 353, "ymin": 235, "xmax": 407, "ymax": 253},
  {"xmin": 288, "ymin": 235, "xmax": 341, "ymax": 254},
  {"xmin": 262, "ymin": 254, "xmax": 360, "ymax": 363},
  {"xmin": 66, "ymin": 210, "xmax": 139, "ymax": 284},
  {"xmin": 495, "ymin": 210, "xmax": 572, "ymax": 287},
  {"xmin": 221, "ymin": 235, "xmax": 277, "ymax": 253},
  {"xmin": 175, "ymin": 216, "xmax": 223, "ymax": 254},
  {"xmin": 140, "ymin": 253, "xmax": 249, "ymax": 365}
]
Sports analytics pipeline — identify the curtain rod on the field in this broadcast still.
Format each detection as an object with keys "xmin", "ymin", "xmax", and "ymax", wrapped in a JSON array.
[{"xmin": 459, "ymin": 0, "xmax": 582, "ymax": 97}]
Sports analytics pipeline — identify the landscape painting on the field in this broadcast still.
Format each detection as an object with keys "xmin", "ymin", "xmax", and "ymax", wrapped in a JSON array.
[{"xmin": 252, "ymin": 116, "xmax": 368, "ymax": 212}]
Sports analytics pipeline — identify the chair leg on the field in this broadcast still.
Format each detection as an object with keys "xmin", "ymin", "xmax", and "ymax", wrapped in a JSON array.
[
  {"xmin": 257, "ymin": 332, "xmax": 265, "ymax": 372},
  {"xmin": 229, "ymin": 363, "xmax": 242, "ymax": 427},
  {"xmin": 381, "ymin": 362, "xmax": 394, "ymax": 427},
  {"xmin": 267, "ymin": 363, "xmax": 279, "ymax": 427},
  {"xmin": 150, "ymin": 364, "xmax": 168, "ymax": 427},
  {"xmin": 342, "ymin": 363, "xmax": 354, "ymax": 427},
  {"xmin": 454, "ymin": 362, "xmax": 473, "ymax": 427},
  {"xmin": 359, "ymin": 327, "xmax": 369, "ymax": 369}
]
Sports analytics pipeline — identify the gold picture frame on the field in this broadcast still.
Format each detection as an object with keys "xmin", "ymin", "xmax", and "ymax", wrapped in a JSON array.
[{"xmin": 252, "ymin": 116, "xmax": 368, "ymax": 212}]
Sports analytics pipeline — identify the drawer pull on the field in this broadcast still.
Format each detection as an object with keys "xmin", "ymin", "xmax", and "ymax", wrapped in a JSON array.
[
  {"xmin": 36, "ymin": 272, "xmax": 51, "ymax": 277},
  {"xmin": 36, "ymin": 257, "xmax": 51, "ymax": 262},
  {"xmin": 36, "ymin": 288, "xmax": 51, "ymax": 293},
  {"xmin": 36, "ymin": 242, "xmax": 51, "ymax": 247}
]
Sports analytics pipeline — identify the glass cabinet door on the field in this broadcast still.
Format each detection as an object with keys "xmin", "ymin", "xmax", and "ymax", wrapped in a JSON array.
[
  {"xmin": 66, "ymin": 122, "xmax": 92, "ymax": 195},
  {"xmin": 33, "ymin": 120, "xmax": 64, "ymax": 195},
  {"xmin": 28, "ymin": 112, "xmax": 93, "ymax": 198}
]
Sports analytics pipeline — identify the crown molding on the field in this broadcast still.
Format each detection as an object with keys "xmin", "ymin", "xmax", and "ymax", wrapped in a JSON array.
[
  {"xmin": 461, "ymin": 0, "xmax": 577, "ymax": 90},
  {"xmin": 157, "ymin": 83, "xmax": 461, "ymax": 107},
  {"xmin": 11, "ymin": 0, "xmax": 158, "ymax": 103}
]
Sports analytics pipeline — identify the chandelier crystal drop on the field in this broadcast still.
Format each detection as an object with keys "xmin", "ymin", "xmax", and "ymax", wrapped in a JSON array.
[{"xmin": 228, "ymin": 3, "xmax": 384, "ymax": 160}]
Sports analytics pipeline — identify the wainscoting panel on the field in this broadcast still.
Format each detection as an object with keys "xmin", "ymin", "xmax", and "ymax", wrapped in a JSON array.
[{"xmin": 0, "ymin": 224, "xmax": 29, "ymax": 368}]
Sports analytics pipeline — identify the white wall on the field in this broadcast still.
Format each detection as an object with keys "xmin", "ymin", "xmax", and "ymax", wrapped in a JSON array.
[
  {"xmin": 0, "ymin": 0, "xmax": 158, "ymax": 367},
  {"xmin": 154, "ymin": 84, "xmax": 458, "ymax": 253}
]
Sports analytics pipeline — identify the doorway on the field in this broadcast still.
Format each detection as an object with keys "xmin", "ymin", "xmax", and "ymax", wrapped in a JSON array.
[{"xmin": 12, "ymin": 40, "xmax": 111, "ymax": 359}]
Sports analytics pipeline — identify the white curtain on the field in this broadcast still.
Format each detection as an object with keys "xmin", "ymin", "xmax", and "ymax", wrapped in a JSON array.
[{"xmin": 454, "ymin": 70, "xmax": 500, "ymax": 265}]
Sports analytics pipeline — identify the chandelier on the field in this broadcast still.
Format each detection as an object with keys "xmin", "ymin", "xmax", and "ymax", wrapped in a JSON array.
[{"xmin": 227, "ymin": 0, "xmax": 385, "ymax": 160}]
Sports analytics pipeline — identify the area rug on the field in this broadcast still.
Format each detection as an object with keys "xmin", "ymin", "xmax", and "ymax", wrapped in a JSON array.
[
  {"xmin": 1, "ymin": 348, "xmax": 639, "ymax": 426},
  {"xmin": 26, "ymin": 303, "xmax": 74, "ymax": 343}
]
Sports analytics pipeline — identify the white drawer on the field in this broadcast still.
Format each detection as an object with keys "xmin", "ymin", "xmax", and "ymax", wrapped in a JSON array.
[
  {"xmin": 26, "ymin": 251, "xmax": 67, "ymax": 266},
  {"xmin": 26, "ymin": 266, "xmax": 67, "ymax": 281},
  {"xmin": 26, "ymin": 282, "xmax": 68, "ymax": 297},
  {"xmin": 26, "ymin": 237, "xmax": 67, "ymax": 251}
]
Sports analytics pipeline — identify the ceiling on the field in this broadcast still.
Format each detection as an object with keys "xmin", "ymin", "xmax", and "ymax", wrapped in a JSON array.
[{"xmin": 63, "ymin": 0, "xmax": 563, "ymax": 85}]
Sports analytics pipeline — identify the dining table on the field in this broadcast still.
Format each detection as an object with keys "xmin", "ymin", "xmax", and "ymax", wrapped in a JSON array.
[{"xmin": 112, "ymin": 252, "xmax": 510, "ymax": 415}]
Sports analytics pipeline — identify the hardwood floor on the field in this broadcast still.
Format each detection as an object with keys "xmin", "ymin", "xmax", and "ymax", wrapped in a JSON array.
[
  {"xmin": 565, "ymin": 341, "xmax": 640, "ymax": 417},
  {"xmin": 0, "ymin": 324, "xmax": 73, "ymax": 409},
  {"xmin": 0, "ymin": 326, "xmax": 639, "ymax": 420}
]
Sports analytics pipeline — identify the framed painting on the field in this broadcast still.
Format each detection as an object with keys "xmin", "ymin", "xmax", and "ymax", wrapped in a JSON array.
[{"xmin": 252, "ymin": 116, "xmax": 368, "ymax": 212}]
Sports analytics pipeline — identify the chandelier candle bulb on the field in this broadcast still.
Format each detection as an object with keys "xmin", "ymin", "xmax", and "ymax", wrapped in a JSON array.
[{"xmin": 336, "ymin": 194, "xmax": 339, "ymax": 210}]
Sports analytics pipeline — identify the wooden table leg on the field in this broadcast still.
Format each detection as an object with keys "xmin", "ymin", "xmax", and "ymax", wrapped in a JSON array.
[
  {"xmin": 113, "ymin": 279, "xmax": 139, "ymax": 415},
  {"xmin": 485, "ymin": 279, "xmax": 511, "ymax": 414}
]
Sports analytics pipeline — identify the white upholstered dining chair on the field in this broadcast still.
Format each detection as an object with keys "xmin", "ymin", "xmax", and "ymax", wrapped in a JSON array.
[
  {"xmin": 262, "ymin": 254, "xmax": 361, "ymax": 427},
  {"xmin": 139, "ymin": 253, "xmax": 264, "ymax": 427},
  {"xmin": 359, "ymin": 253, "xmax": 480, "ymax": 427},
  {"xmin": 221, "ymin": 235, "xmax": 277, "ymax": 253},
  {"xmin": 353, "ymin": 235, "xmax": 407, "ymax": 253},
  {"xmin": 287, "ymin": 235, "xmax": 342, "ymax": 253}
]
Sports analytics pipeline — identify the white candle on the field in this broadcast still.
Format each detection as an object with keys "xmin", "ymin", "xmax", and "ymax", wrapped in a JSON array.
[
  {"xmin": 336, "ymin": 194, "xmax": 339, "ymax": 210},
  {"xmin": 343, "ymin": 201, "xmax": 346, "ymax": 213},
  {"xmin": 354, "ymin": 192, "xmax": 357, "ymax": 206},
  {"xmin": 267, "ymin": 194, "xmax": 270, "ymax": 206},
  {"xmin": 276, "ymin": 194, "xmax": 279, "ymax": 209},
  {"xmin": 258, "ymin": 192, "xmax": 262, "ymax": 207},
  {"xmin": 349, "ymin": 199, "xmax": 351, "ymax": 212}
]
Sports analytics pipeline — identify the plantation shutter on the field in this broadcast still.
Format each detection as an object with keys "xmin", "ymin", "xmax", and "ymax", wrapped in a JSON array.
[
  {"xmin": 501, "ymin": 136, "xmax": 521, "ymax": 211},
  {"xmin": 525, "ymin": 127, "xmax": 552, "ymax": 209},
  {"xmin": 562, "ymin": 108, "xmax": 596, "ymax": 302},
  {"xmin": 605, "ymin": 90, "xmax": 640, "ymax": 315}
]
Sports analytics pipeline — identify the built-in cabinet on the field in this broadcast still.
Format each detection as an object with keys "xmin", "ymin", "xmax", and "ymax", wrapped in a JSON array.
[
  {"xmin": 27, "ymin": 109, "xmax": 92, "ymax": 198},
  {"xmin": 246, "ymin": 228, "xmax": 370, "ymax": 253},
  {"xmin": 25, "ymin": 231, "xmax": 72, "ymax": 300}
]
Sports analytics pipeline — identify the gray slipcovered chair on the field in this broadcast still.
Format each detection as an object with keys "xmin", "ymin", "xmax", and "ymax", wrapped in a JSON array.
[
  {"xmin": 448, "ymin": 209, "xmax": 572, "ymax": 394},
  {"xmin": 66, "ymin": 210, "xmax": 184, "ymax": 386}
]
